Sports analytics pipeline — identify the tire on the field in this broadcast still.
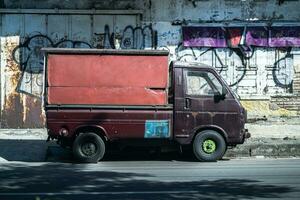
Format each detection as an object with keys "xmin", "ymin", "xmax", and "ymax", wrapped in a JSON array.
[
  {"xmin": 193, "ymin": 130, "xmax": 226, "ymax": 162},
  {"xmin": 73, "ymin": 132, "xmax": 105, "ymax": 163}
]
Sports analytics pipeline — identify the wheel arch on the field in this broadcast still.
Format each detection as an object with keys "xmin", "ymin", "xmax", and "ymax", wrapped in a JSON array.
[
  {"xmin": 191, "ymin": 125, "xmax": 228, "ymax": 144},
  {"xmin": 74, "ymin": 125, "xmax": 109, "ymax": 142}
]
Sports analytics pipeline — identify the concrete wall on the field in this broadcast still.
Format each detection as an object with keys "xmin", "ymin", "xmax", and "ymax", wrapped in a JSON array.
[
  {"xmin": 3, "ymin": 0, "xmax": 300, "ymax": 21},
  {"xmin": 147, "ymin": 0, "xmax": 300, "ymax": 21},
  {"xmin": 1, "ymin": 0, "xmax": 300, "ymax": 128}
]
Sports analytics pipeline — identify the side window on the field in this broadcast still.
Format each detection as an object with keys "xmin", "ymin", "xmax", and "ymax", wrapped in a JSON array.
[{"xmin": 185, "ymin": 71, "xmax": 222, "ymax": 96}]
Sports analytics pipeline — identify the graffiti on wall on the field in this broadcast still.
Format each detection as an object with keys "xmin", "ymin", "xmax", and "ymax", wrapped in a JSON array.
[
  {"xmin": 174, "ymin": 43, "xmax": 249, "ymax": 87},
  {"xmin": 182, "ymin": 26, "xmax": 300, "ymax": 48},
  {"xmin": 176, "ymin": 25, "xmax": 299, "ymax": 92},
  {"xmin": 11, "ymin": 34, "xmax": 93, "ymax": 96},
  {"xmin": 175, "ymin": 44, "xmax": 294, "ymax": 91},
  {"xmin": 11, "ymin": 24, "xmax": 156, "ymax": 97},
  {"xmin": 94, "ymin": 24, "xmax": 156, "ymax": 49},
  {"xmin": 10, "ymin": 23, "xmax": 298, "ymax": 98}
]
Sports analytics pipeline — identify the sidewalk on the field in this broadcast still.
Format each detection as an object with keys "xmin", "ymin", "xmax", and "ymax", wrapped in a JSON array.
[
  {"xmin": 0, "ymin": 117, "xmax": 300, "ymax": 162},
  {"xmin": 0, "ymin": 129, "xmax": 48, "ymax": 162},
  {"xmin": 226, "ymin": 118, "xmax": 300, "ymax": 158}
]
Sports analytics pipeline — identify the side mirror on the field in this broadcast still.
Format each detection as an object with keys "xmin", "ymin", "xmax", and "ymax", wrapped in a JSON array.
[{"xmin": 214, "ymin": 87, "xmax": 227, "ymax": 102}]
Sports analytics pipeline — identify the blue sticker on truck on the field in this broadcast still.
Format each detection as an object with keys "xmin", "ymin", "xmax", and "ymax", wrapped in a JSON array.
[{"xmin": 144, "ymin": 120, "xmax": 170, "ymax": 138}]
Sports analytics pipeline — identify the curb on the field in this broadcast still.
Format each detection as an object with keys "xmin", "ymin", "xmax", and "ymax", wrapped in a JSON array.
[{"xmin": 226, "ymin": 138, "xmax": 300, "ymax": 158}]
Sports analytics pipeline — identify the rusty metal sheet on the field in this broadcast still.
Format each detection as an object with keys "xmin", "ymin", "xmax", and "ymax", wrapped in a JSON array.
[
  {"xmin": 0, "ymin": 36, "xmax": 45, "ymax": 128},
  {"xmin": 0, "ymin": 36, "xmax": 23, "ymax": 128}
]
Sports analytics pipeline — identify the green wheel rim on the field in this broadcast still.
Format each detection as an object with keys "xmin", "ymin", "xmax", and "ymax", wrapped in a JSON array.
[{"xmin": 202, "ymin": 139, "xmax": 217, "ymax": 154}]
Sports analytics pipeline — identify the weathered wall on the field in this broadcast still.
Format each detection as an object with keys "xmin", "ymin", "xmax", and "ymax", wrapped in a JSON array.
[
  {"xmin": 3, "ymin": 0, "xmax": 300, "ymax": 21},
  {"xmin": 1, "ymin": 0, "xmax": 300, "ymax": 128},
  {"xmin": 0, "ymin": 11, "xmax": 144, "ymax": 127},
  {"xmin": 146, "ymin": 0, "xmax": 300, "ymax": 21},
  {"xmin": 1, "ymin": 0, "xmax": 143, "ymax": 10}
]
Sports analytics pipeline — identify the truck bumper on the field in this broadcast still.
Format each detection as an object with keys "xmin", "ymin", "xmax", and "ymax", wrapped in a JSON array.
[
  {"xmin": 244, "ymin": 129, "xmax": 251, "ymax": 139},
  {"xmin": 232, "ymin": 128, "xmax": 251, "ymax": 145},
  {"xmin": 242, "ymin": 128, "xmax": 251, "ymax": 143}
]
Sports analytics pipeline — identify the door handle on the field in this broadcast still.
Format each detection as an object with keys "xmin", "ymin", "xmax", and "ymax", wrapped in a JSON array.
[{"xmin": 185, "ymin": 98, "xmax": 191, "ymax": 109}]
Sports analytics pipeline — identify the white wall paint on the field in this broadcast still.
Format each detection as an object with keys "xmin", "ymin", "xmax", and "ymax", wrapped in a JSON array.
[{"xmin": 145, "ymin": 0, "xmax": 300, "ymax": 98}]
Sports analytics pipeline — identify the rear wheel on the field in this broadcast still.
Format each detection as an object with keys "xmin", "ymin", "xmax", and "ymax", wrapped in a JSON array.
[
  {"xmin": 193, "ymin": 130, "xmax": 226, "ymax": 162},
  {"xmin": 73, "ymin": 132, "xmax": 105, "ymax": 163}
]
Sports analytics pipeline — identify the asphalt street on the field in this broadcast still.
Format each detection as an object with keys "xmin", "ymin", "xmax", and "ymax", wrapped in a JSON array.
[{"xmin": 0, "ymin": 158, "xmax": 299, "ymax": 200}]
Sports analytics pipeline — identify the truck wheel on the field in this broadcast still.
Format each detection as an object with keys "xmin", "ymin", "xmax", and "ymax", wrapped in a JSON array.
[
  {"xmin": 73, "ymin": 132, "xmax": 105, "ymax": 163},
  {"xmin": 193, "ymin": 130, "xmax": 226, "ymax": 162}
]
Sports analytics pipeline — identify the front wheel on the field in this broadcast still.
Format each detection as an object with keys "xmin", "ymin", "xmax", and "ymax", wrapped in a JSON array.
[
  {"xmin": 73, "ymin": 132, "xmax": 105, "ymax": 163},
  {"xmin": 193, "ymin": 130, "xmax": 226, "ymax": 162}
]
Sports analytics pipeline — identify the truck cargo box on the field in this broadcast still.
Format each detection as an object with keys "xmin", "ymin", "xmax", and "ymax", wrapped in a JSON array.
[{"xmin": 44, "ymin": 49, "xmax": 169, "ymax": 106}]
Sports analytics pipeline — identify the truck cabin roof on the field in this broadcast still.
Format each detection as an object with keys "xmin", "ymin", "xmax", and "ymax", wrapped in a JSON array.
[{"xmin": 171, "ymin": 61, "xmax": 215, "ymax": 71}]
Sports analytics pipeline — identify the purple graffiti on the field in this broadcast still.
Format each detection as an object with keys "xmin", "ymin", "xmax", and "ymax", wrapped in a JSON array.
[
  {"xmin": 183, "ymin": 26, "xmax": 300, "ymax": 48},
  {"xmin": 182, "ymin": 26, "xmax": 227, "ymax": 48}
]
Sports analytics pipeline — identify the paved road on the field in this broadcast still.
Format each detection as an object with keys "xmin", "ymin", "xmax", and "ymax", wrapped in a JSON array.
[{"xmin": 0, "ymin": 158, "xmax": 299, "ymax": 200}]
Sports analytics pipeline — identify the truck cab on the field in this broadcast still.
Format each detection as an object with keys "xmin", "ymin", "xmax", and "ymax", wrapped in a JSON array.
[
  {"xmin": 44, "ymin": 49, "xmax": 249, "ymax": 163},
  {"xmin": 171, "ymin": 61, "xmax": 249, "ymax": 161},
  {"xmin": 172, "ymin": 61, "xmax": 248, "ymax": 145}
]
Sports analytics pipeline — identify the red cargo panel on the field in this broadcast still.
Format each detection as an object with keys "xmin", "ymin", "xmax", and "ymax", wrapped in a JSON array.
[
  {"xmin": 48, "ymin": 87, "xmax": 167, "ymax": 105},
  {"xmin": 47, "ymin": 54, "xmax": 168, "ymax": 88}
]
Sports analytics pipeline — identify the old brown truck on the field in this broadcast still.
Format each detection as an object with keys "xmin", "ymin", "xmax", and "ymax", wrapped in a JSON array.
[{"xmin": 43, "ymin": 48, "xmax": 250, "ymax": 163}]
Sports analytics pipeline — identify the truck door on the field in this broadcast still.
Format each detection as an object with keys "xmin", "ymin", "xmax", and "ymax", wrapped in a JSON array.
[{"xmin": 174, "ymin": 68, "xmax": 241, "ymax": 142}]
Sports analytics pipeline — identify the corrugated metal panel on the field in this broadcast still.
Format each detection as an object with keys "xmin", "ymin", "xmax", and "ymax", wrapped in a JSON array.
[{"xmin": 0, "ymin": 9, "xmax": 141, "ymax": 128}]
